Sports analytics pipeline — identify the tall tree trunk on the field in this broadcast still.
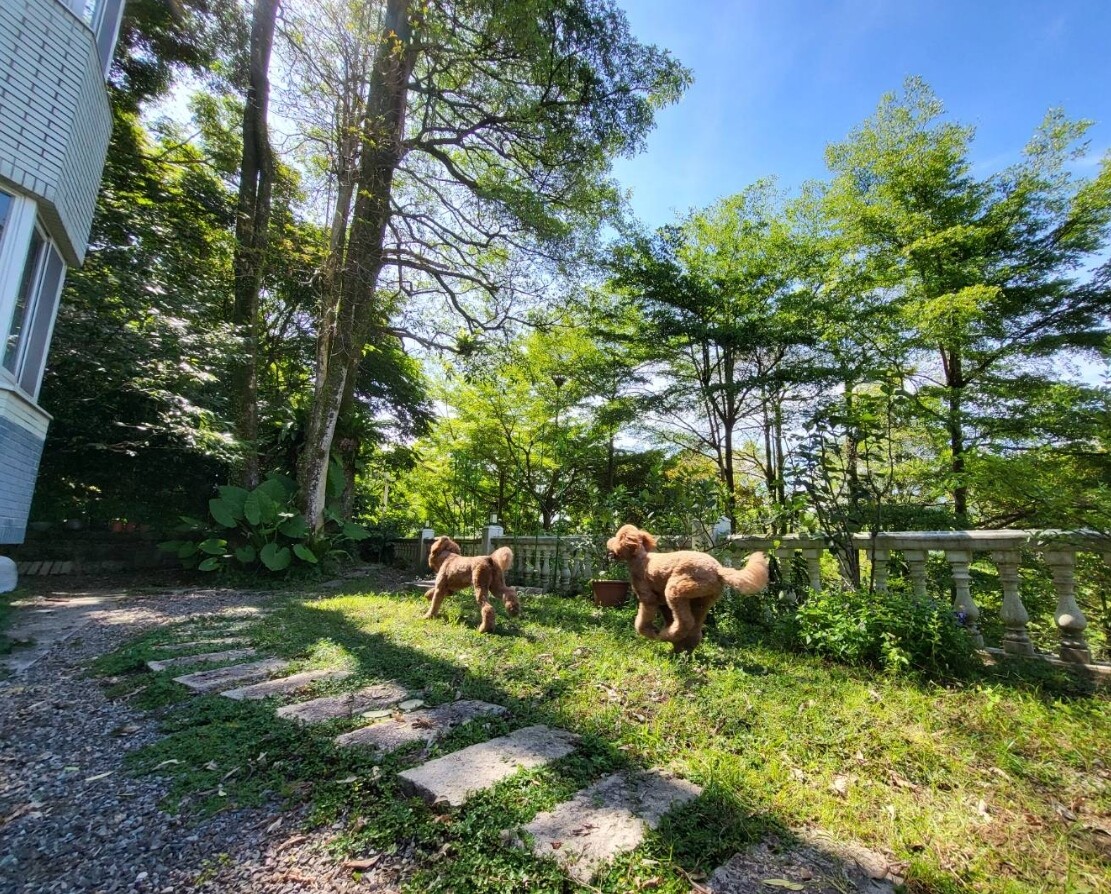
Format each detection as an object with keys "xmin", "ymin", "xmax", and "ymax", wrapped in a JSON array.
[
  {"xmin": 297, "ymin": 0, "xmax": 417, "ymax": 528},
  {"xmin": 231, "ymin": 0, "xmax": 279, "ymax": 489},
  {"xmin": 945, "ymin": 346, "xmax": 968, "ymax": 526}
]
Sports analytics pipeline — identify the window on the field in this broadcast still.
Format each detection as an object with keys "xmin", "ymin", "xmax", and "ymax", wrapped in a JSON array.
[
  {"xmin": 3, "ymin": 227, "xmax": 45, "ymax": 375},
  {"xmin": 81, "ymin": 0, "xmax": 126, "ymax": 77},
  {"xmin": 0, "ymin": 194, "xmax": 68, "ymax": 400}
]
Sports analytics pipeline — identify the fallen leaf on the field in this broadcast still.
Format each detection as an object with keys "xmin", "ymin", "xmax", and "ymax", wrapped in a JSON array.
[
  {"xmin": 85, "ymin": 772, "xmax": 112, "ymax": 782},
  {"xmin": 277, "ymin": 834, "xmax": 306, "ymax": 851},
  {"xmin": 638, "ymin": 877, "xmax": 663, "ymax": 890},
  {"xmin": 977, "ymin": 798, "xmax": 991, "ymax": 819},
  {"xmin": 153, "ymin": 759, "xmax": 180, "ymax": 770},
  {"xmin": 344, "ymin": 856, "xmax": 380, "ymax": 871},
  {"xmin": 888, "ymin": 770, "xmax": 919, "ymax": 791},
  {"xmin": 203, "ymin": 760, "xmax": 218, "ymax": 771},
  {"xmin": 798, "ymin": 868, "xmax": 814, "ymax": 880},
  {"xmin": 337, "ymin": 775, "xmax": 358, "ymax": 784},
  {"xmin": 551, "ymin": 841, "xmax": 563, "ymax": 850},
  {"xmin": 830, "ymin": 775, "xmax": 851, "ymax": 798},
  {"xmin": 266, "ymin": 817, "xmax": 283, "ymax": 833},
  {"xmin": 763, "ymin": 879, "xmax": 805, "ymax": 891}
]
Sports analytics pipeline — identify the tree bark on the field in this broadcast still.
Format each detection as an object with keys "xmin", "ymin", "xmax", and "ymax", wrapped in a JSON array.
[
  {"xmin": 945, "ymin": 345, "xmax": 968, "ymax": 526},
  {"xmin": 297, "ymin": 0, "xmax": 417, "ymax": 528},
  {"xmin": 231, "ymin": 0, "xmax": 279, "ymax": 489}
]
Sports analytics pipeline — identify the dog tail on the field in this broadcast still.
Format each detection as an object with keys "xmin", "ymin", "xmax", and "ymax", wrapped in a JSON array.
[
  {"xmin": 491, "ymin": 546, "xmax": 513, "ymax": 571},
  {"xmin": 719, "ymin": 552, "xmax": 769, "ymax": 594}
]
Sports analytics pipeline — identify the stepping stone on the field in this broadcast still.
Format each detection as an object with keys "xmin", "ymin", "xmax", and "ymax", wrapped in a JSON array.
[
  {"xmin": 334, "ymin": 699, "xmax": 507, "ymax": 753},
  {"xmin": 399, "ymin": 725, "xmax": 578, "ymax": 808},
  {"xmin": 704, "ymin": 831, "xmax": 901, "ymax": 893},
  {"xmin": 221, "ymin": 668, "xmax": 352, "ymax": 700},
  {"xmin": 147, "ymin": 648, "xmax": 256, "ymax": 672},
  {"xmin": 277, "ymin": 682, "xmax": 408, "ymax": 724},
  {"xmin": 174, "ymin": 658, "xmax": 289, "ymax": 693},
  {"xmin": 156, "ymin": 637, "xmax": 249, "ymax": 652},
  {"xmin": 513, "ymin": 770, "xmax": 702, "ymax": 883}
]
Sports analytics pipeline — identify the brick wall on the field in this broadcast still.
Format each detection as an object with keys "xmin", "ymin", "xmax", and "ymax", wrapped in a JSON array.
[
  {"xmin": 0, "ymin": 0, "xmax": 113, "ymax": 264},
  {"xmin": 0, "ymin": 401, "xmax": 47, "ymax": 544}
]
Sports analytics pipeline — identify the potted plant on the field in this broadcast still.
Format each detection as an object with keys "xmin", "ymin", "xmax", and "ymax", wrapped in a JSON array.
[{"xmin": 589, "ymin": 547, "xmax": 630, "ymax": 607}]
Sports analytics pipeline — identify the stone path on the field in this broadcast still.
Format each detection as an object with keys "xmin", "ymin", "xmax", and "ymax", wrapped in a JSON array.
[
  {"xmin": 173, "ymin": 658, "xmax": 290, "ymax": 692},
  {"xmin": 1, "ymin": 592, "xmax": 126, "ymax": 675},
  {"xmin": 275, "ymin": 682, "xmax": 409, "ymax": 724},
  {"xmin": 222, "ymin": 668, "xmax": 351, "ymax": 700},
  {"xmin": 136, "ymin": 619, "xmax": 896, "ymax": 891},
  {"xmin": 398, "ymin": 725, "xmax": 578, "ymax": 807},
  {"xmin": 514, "ymin": 769, "xmax": 702, "ymax": 883},
  {"xmin": 146, "ymin": 647, "xmax": 257, "ymax": 672},
  {"xmin": 334, "ymin": 699, "xmax": 507, "ymax": 752}
]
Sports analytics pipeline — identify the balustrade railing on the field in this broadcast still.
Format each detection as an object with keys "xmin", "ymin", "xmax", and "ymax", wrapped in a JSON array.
[{"xmin": 726, "ymin": 530, "xmax": 1110, "ymax": 666}]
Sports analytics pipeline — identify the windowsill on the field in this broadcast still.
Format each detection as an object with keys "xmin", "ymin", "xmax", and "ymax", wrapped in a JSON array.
[{"xmin": 0, "ymin": 370, "xmax": 51, "ymax": 420}]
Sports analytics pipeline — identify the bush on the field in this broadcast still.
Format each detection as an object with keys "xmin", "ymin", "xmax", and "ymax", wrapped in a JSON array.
[
  {"xmin": 160, "ymin": 473, "xmax": 369, "ymax": 576},
  {"xmin": 793, "ymin": 584, "xmax": 975, "ymax": 678}
]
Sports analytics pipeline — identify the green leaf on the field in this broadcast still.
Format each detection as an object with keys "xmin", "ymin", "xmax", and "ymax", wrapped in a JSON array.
[
  {"xmin": 293, "ymin": 543, "xmax": 318, "ymax": 564},
  {"xmin": 158, "ymin": 540, "xmax": 183, "ymax": 553},
  {"xmin": 209, "ymin": 498, "xmax": 237, "ymax": 528},
  {"xmin": 327, "ymin": 457, "xmax": 345, "ymax": 501},
  {"xmin": 234, "ymin": 545, "xmax": 257, "ymax": 564},
  {"xmin": 278, "ymin": 514, "xmax": 310, "ymax": 539},
  {"xmin": 216, "ymin": 485, "xmax": 249, "ymax": 517},
  {"xmin": 257, "ymin": 476, "xmax": 292, "ymax": 504},
  {"xmin": 198, "ymin": 557, "xmax": 221, "ymax": 572},
  {"xmin": 198, "ymin": 538, "xmax": 227, "ymax": 555},
  {"xmin": 177, "ymin": 542, "xmax": 198, "ymax": 559},
  {"xmin": 341, "ymin": 522, "xmax": 370, "ymax": 541},
  {"xmin": 244, "ymin": 487, "xmax": 278, "ymax": 527},
  {"xmin": 259, "ymin": 542, "xmax": 291, "ymax": 572}
]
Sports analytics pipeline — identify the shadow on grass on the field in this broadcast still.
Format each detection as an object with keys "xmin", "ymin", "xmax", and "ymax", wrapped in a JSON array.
[{"xmin": 95, "ymin": 588, "xmax": 949, "ymax": 894}]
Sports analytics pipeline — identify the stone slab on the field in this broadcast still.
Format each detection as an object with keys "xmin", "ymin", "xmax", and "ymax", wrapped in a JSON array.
[
  {"xmin": 704, "ymin": 831, "xmax": 901, "ymax": 894},
  {"xmin": 1, "ymin": 593, "xmax": 128, "ymax": 675},
  {"xmin": 173, "ymin": 658, "xmax": 289, "ymax": 693},
  {"xmin": 221, "ymin": 669, "xmax": 352, "ymax": 701},
  {"xmin": 276, "ymin": 682, "xmax": 410, "ymax": 724},
  {"xmin": 147, "ymin": 648, "xmax": 256, "ymax": 672},
  {"xmin": 399, "ymin": 725, "xmax": 578, "ymax": 807},
  {"xmin": 334, "ymin": 699, "xmax": 507, "ymax": 753},
  {"xmin": 516, "ymin": 770, "xmax": 702, "ymax": 883},
  {"xmin": 156, "ymin": 637, "xmax": 249, "ymax": 652}
]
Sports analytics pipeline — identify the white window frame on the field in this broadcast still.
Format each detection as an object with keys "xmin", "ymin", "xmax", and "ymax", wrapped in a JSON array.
[{"xmin": 0, "ymin": 192, "xmax": 67, "ymax": 401}]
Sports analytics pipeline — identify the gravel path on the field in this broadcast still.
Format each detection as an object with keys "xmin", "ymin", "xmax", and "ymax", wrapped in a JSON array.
[{"xmin": 0, "ymin": 584, "xmax": 405, "ymax": 894}]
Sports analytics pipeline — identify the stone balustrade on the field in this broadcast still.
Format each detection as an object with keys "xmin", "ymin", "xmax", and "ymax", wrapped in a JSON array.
[
  {"xmin": 490, "ymin": 535, "xmax": 598, "ymax": 592},
  {"xmin": 726, "ymin": 530, "xmax": 1110, "ymax": 665}
]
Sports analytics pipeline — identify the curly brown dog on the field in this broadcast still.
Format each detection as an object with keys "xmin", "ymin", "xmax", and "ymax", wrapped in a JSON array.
[
  {"xmin": 423, "ymin": 536, "xmax": 520, "ymax": 633},
  {"xmin": 606, "ymin": 524, "xmax": 768, "ymax": 652}
]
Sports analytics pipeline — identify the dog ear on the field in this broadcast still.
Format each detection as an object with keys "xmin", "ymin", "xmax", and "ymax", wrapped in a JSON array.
[{"xmin": 639, "ymin": 529, "xmax": 657, "ymax": 551}]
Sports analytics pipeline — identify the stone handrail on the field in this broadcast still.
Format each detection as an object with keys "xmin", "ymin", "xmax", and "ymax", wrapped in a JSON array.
[
  {"xmin": 490, "ymin": 535, "xmax": 598, "ymax": 591},
  {"xmin": 726, "ymin": 530, "xmax": 1111, "ymax": 665}
]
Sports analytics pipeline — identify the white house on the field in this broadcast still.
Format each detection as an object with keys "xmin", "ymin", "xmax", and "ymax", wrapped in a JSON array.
[{"xmin": 0, "ymin": 0, "xmax": 125, "ymax": 589}]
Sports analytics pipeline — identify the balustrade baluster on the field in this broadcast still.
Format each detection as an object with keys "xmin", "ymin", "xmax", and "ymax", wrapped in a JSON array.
[
  {"xmin": 992, "ymin": 549, "xmax": 1034, "ymax": 657},
  {"xmin": 903, "ymin": 549, "xmax": 928, "ymax": 598},
  {"xmin": 870, "ymin": 548, "xmax": 889, "ymax": 593},
  {"xmin": 539, "ymin": 548, "xmax": 550, "ymax": 590},
  {"xmin": 946, "ymin": 549, "xmax": 983, "ymax": 648},
  {"xmin": 801, "ymin": 548, "xmax": 823, "ymax": 592},
  {"xmin": 1043, "ymin": 549, "xmax": 1091, "ymax": 664}
]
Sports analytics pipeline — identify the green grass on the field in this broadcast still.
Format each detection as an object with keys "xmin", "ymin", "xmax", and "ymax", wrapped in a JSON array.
[{"xmin": 95, "ymin": 586, "xmax": 1111, "ymax": 894}]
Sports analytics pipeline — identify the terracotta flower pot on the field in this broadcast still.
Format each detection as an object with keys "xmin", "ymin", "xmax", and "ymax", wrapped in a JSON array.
[{"xmin": 591, "ymin": 579, "xmax": 629, "ymax": 607}]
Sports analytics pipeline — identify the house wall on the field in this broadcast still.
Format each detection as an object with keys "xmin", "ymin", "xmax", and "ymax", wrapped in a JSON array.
[
  {"xmin": 0, "ymin": 382, "xmax": 49, "ymax": 544},
  {"xmin": 0, "ymin": 0, "xmax": 113, "ymax": 264}
]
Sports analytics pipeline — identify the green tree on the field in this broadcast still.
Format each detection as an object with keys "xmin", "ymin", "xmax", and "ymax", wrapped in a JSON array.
[{"xmin": 824, "ymin": 78, "xmax": 1111, "ymax": 524}]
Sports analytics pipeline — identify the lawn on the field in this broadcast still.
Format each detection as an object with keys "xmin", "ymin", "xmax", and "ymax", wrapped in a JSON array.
[{"xmin": 96, "ymin": 584, "xmax": 1111, "ymax": 894}]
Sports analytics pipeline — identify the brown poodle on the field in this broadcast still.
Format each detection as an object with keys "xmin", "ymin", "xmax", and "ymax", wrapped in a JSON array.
[
  {"xmin": 606, "ymin": 524, "xmax": 768, "ymax": 652},
  {"xmin": 423, "ymin": 536, "xmax": 520, "ymax": 633}
]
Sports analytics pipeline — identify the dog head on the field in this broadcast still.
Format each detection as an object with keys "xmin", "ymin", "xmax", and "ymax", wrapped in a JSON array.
[
  {"xmin": 606, "ymin": 524, "xmax": 657, "ymax": 561},
  {"xmin": 428, "ymin": 536, "xmax": 461, "ymax": 570}
]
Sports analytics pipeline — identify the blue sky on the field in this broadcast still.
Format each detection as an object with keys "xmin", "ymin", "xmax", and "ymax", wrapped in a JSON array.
[{"xmin": 611, "ymin": 0, "xmax": 1111, "ymax": 227}]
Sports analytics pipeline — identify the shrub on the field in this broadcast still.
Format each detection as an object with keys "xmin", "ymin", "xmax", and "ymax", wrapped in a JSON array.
[
  {"xmin": 794, "ymin": 584, "xmax": 975, "ymax": 678},
  {"xmin": 160, "ymin": 473, "xmax": 369, "ymax": 576}
]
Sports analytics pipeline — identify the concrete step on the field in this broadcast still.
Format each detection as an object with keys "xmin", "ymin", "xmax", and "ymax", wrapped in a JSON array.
[
  {"xmin": 704, "ymin": 831, "xmax": 902, "ymax": 893},
  {"xmin": 221, "ymin": 668, "xmax": 352, "ymax": 701},
  {"xmin": 334, "ymin": 699, "xmax": 507, "ymax": 753},
  {"xmin": 512, "ymin": 770, "xmax": 702, "ymax": 884},
  {"xmin": 276, "ymin": 682, "xmax": 409, "ymax": 724},
  {"xmin": 399, "ymin": 725, "xmax": 578, "ymax": 808},
  {"xmin": 155, "ymin": 637, "xmax": 249, "ymax": 652},
  {"xmin": 147, "ymin": 648, "xmax": 256, "ymax": 672},
  {"xmin": 174, "ymin": 658, "xmax": 289, "ymax": 693}
]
